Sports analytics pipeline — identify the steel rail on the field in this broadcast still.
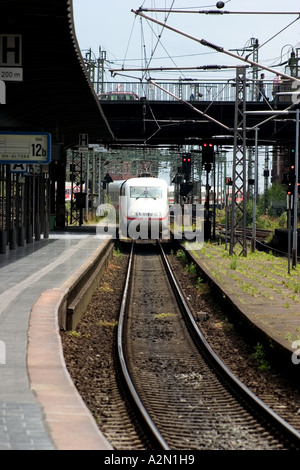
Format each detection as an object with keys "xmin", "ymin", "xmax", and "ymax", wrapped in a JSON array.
[
  {"xmin": 116, "ymin": 240, "xmax": 171, "ymax": 450},
  {"xmin": 158, "ymin": 240, "xmax": 300, "ymax": 448},
  {"xmin": 117, "ymin": 238, "xmax": 300, "ymax": 448}
]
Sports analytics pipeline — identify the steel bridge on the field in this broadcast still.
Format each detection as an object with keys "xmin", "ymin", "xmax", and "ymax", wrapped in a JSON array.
[
  {"xmin": 101, "ymin": 79, "xmax": 278, "ymax": 103},
  {"xmin": 98, "ymin": 73, "xmax": 299, "ymax": 149},
  {"xmin": 99, "ymin": 94, "xmax": 298, "ymax": 148}
]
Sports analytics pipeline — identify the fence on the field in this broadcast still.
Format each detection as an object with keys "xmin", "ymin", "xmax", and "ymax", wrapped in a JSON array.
[{"xmin": 99, "ymin": 80, "xmax": 292, "ymax": 103}]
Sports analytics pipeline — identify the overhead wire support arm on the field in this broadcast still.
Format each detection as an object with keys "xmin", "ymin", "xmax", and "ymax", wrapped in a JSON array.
[
  {"xmin": 136, "ymin": 8, "xmax": 300, "ymax": 16},
  {"xmin": 109, "ymin": 65, "xmax": 248, "ymax": 74},
  {"xmin": 131, "ymin": 9, "xmax": 300, "ymax": 85},
  {"xmin": 136, "ymin": 7, "xmax": 230, "ymax": 15}
]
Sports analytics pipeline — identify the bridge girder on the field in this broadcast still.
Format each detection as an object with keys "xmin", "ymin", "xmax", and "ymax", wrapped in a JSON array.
[{"xmin": 99, "ymin": 99, "xmax": 298, "ymax": 149}]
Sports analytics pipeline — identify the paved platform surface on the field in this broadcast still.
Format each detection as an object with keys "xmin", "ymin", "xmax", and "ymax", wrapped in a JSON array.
[
  {"xmin": 0, "ymin": 230, "xmax": 110, "ymax": 450},
  {"xmin": 185, "ymin": 242, "xmax": 300, "ymax": 367}
]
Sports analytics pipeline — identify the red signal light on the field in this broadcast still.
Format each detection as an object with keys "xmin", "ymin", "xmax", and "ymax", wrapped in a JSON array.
[
  {"xmin": 181, "ymin": 153, "xmax": 192, "ymax": 177},
  {"xmin": 202, "ymin": 142, "xmax": 214, "ymax": 163},
  {"xmin": 182, "ymin": 154, "xmax": 191, "ymax": 163}
]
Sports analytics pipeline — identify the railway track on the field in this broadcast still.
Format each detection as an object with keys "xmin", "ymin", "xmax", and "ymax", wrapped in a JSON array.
[
  {"xmin": 116, "ymin": 240, "xmax": 300, "ymax": 450},
  {"xmin": 216, "ymin": 224, "xmax": 300, "ymax": 260},
  {"xmin": 217, "ymin": 224, "xmax": 272, "ymax": 241}
]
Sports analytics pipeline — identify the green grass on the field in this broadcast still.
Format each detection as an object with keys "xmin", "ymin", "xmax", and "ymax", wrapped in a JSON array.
[{"xmin": 190, "ymin": 242, "xmax": 300, "ymax": 344}]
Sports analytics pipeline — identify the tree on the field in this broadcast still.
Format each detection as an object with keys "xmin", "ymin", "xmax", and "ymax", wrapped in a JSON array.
[{"xmin": 257, "ymin": 183, "xmax": 286, "ymax": 216}]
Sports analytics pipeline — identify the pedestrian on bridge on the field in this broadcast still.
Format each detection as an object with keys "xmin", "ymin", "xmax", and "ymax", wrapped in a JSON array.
[
  {"xmin": 272, "ymin": 74, "xmax": 282, "ymax": 104},
  {"xmin": 257, "ymin": 73, "xmax": 268, "ymax": 101}
]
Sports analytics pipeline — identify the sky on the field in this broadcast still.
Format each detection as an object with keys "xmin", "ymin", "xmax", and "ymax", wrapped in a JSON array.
[{"xmin": 73, "ymin": 0, "xmax": 300, "ymax": 83}]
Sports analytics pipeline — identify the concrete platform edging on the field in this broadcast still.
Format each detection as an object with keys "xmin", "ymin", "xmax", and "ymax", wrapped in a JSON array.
[
  {"xmin": 27, "ymin": 235, "xmax": 115, "ymax": 450},
  {"xmin": 62, "ymin": 236, "xmax": 114, "ymax": 330}
]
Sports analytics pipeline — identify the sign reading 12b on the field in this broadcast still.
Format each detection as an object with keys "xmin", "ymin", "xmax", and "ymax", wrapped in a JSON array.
[{"xmin": 0, "ymin": 132, "xmax": 51, "ymax": 164}]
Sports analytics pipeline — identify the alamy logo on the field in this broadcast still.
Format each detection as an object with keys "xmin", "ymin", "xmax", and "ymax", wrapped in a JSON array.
[
  {"xmin": 291, "ymin": 79, "xmax": 300, "ymax": 105},
  {"xmin": 96, "ymin": 202, "xmax": 204, "ymax": 250},
  {"xmin": 292, "ymin": 340, "xmax": 300, "ymax": 365},
  {"xmin": 0, "ymin": 340, "xmax": 6, "ymax": 365}
]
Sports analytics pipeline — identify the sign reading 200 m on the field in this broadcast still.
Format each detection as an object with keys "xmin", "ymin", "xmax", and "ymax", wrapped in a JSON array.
[{"xmin": 0, "ymin": 132, "xmax": 51, "ymax": 164}]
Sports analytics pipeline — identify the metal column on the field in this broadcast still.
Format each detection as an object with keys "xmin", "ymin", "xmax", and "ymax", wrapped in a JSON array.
[{"xmin": 230, "ymin": 68, "xmax": 248, "ymax": 256}]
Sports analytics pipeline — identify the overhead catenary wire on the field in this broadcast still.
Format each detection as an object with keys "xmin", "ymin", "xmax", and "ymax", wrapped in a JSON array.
[
  {"xmin": 133, "ymin": 5, "xmax": 300, "ymax": 76},
  {"xmin": 140, "ymin": 0, "xmax": 177, "ymax": 82},
  {"xmin": 106, "ymin": 5, "xmax": 298, "ymax": 81},
  {"xmin": 122, "ymin": 14, "xmax": 138, "ymax": 70},
  {"xmin": 244, "ymin": 16, "xmax": 300, "ymax": 61},
  {"xmin": 104, "ymin": 3, "xmax": 300, "ymax": 148},
  {"xmin": 132, "ymin": 9, "xmax": 300, "ymax": 85}
]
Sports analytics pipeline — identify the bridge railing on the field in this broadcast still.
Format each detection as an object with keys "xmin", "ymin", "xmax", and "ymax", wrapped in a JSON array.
[{"xmin": 99, "ymin": 80, "xmax": 292, "ymax": 103}]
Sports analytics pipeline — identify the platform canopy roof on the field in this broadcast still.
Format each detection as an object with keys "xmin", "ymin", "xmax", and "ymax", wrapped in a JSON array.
[{"xmin": 0, "ymin": 0, "xmax": 114, "ymax": 149}]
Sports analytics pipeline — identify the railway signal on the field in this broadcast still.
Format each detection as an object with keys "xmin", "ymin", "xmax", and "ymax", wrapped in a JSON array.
[
  {"xmin": 180, "ymin": 181, "xmax": 193, "ymax": 196},
  {"xmin": 287, "ymin": 182, "xmax": 294, "ymax": 196},
  {"xmin": 202, "ymin": 142, "xmax": 214, "ymax": 163},
  {"xmin": 289, "ymin": 145, "xmax": 295, "ymax": 164},
  {"xmin": 181, "ymin": 153, "xmax": 192, "ymax": 178},
  {"xmin": 287, "ymin": 164, "xmax": 295, "ymax": 195}
]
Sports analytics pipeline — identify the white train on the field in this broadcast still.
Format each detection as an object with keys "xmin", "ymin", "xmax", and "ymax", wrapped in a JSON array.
[{"xmin": 107, "ymin": 177, "xmax": 170, "ymax": 239}]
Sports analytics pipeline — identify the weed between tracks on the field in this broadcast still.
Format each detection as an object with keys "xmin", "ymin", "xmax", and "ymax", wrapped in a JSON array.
[
  {"xmin": 251, "ymin": 343, "xmax": 271, "ymax": 371},
  {"xmin": 154, "ymin": 313, "xmax": 178, "ymax": 319}
]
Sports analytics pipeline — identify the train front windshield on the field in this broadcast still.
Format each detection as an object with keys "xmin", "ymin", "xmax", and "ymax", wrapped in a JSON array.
[{"xmin": 130, "ymin": 186, "xmax": 162, "ymax": 199}]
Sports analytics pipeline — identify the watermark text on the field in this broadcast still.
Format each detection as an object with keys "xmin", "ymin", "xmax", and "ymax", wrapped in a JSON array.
[
  {"xmin": 0, "ymin": 340, "xmax": 6, "ymax": 365},
  {"xmin": 96, "ymin": 202, "xmax": 204, "ymax": 249}
]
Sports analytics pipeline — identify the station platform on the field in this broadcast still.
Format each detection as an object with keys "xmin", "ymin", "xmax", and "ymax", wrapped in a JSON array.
[
  {"xmin": 184, "ymin": 241, "xmax": 300, "ymax": 371},
  {"xmin": 0, "ymin": 228, "xmax": 113, "ymax": 450},
  {"xmin": 1, "ymin": 226, "xmax": 299, "ymax": 450}
]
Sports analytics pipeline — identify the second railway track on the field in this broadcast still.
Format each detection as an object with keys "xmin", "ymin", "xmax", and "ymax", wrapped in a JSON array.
[{"xmin": 117, "ymin": 240, "xmax": 300, "ymax": 450}]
